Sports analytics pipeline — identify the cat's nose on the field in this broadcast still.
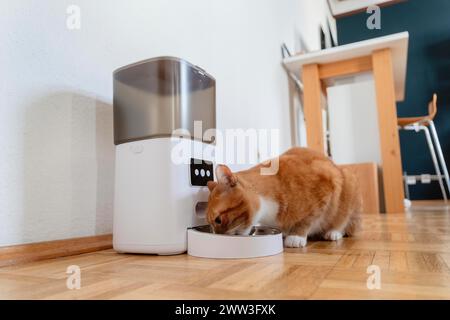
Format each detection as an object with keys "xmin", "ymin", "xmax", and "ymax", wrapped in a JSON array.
[{"xmin": 212, "ymin": 223, "xmax": 225, "ymax": 234}]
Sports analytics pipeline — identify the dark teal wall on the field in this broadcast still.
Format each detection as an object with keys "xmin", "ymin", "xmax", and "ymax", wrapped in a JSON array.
[{"xmin": 337, "ymin": 0, "xmax": 450, "ymax": 200}]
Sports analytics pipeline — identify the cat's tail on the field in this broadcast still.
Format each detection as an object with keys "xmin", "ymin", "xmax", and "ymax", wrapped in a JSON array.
[
  {"xmin": 342, "ymin": 167, "xmax": 363, "ymax": 237},
  {"xmin": 345, "ymin": 211, "xmax": 361, "ymax": 236}
]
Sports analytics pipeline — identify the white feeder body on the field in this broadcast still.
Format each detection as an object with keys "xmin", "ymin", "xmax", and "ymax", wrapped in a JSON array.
[{"xmin": 112, "ymin": 57, "xmax": 216, "ymax": 255}]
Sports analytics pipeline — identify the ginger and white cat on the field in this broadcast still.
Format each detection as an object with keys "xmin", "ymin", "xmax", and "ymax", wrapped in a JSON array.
[{"xmin": 206, "ymin": 147, "xmax": 361, "ymax": 247}]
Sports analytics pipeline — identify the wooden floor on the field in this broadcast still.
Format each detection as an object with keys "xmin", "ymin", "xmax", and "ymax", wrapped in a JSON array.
[{"xmin": 2, "ymin": 205, "xmax": 450, "ymax": 299}]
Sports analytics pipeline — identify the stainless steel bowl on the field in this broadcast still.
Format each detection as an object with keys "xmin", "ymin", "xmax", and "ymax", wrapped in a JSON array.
[{"xmin": 190, "ymin": 225, "xmax": 282, "ymax": 237}]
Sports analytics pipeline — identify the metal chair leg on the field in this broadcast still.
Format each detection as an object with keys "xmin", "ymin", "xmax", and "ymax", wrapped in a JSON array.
[
  {"xmin": 428, "ymin": 120, "xmax": 450, "ymax": 195},
  {"xmin": 418, "ymin": 125, "xmax": 448, "ymax": 201},
  {"xmin": 403, "ymin": 171, "xmax": 410, "ymax": 200},
  {"xmin": 403, "ymin": 124, "xmax": 448, "ymax": 201}
]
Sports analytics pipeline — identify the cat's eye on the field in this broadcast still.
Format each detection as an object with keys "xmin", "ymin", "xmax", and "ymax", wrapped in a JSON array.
[{"xmin": 215, "ymin": 217, "xmax": 222, "ymax": 225}]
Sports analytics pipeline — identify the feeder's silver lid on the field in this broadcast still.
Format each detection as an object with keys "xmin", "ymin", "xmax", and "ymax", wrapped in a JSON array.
[{"xmin": 113, "ymin": 56, "xmax": 216, "ymax": 145}]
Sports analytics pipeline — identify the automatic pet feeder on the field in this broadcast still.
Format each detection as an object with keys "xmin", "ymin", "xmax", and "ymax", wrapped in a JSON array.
[{"xmin": 112, "ymin": 57, "xmax": 283, "ymax": 258}]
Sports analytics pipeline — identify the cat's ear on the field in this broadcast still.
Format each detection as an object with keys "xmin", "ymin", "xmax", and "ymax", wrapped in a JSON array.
[
  {"xmin": 216, "ymin": 165, "xmax": 237, "ymax": 187},
  {"xmin": 207, "ymin": 181, "xmax": 217, "ymax": 192}
]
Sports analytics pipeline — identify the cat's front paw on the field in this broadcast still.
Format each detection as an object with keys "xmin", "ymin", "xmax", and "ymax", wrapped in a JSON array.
[
  {"xmin": 284, "ymin": 235, "xmax": 307, "ymax": 248},
  {"xmin": 324, "ymin": 230, "xmax": 343, "ymax": 241}
]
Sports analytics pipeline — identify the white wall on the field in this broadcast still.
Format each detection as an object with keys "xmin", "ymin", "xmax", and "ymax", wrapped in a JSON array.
[
  {"xmin": 0, "ymin": 0, "xmax": 329, "ymax": 246},
  {"xmin": 328, "ymin": 77, "xmax": 382, "ymax": 165}
]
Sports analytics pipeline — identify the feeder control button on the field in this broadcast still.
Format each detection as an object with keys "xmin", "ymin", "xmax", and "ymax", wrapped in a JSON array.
[
  {"xmin": 129, "ymin": 144, "xmax": 144, "ymax": 154},
  {"xmin": 190, "ymin": 158, "xmax": 214, "ymax": 186}
]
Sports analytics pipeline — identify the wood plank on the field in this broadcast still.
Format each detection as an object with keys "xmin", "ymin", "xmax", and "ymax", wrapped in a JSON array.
[
  {"xmin": 372, "ymin": 48, "xmax": 405, "ymax": 213},
  {"xmin": 372, "ymin": 250, "xmax": 390, "ymax": 270},
  {"xmin": 303, "ymin": 63, "xmax": 325, "ymax": 153},
  {"xmin": 352, "ymin": 251, "xmax": 375, "ymax": 268},
  {"xmin": 318, "ymin": 55, "xmax": 372, "ymax": 80},
  {"xmin": 1, "ymin": 206, "xmax": 450, "ymax": 299},
  {"xmin": 389, "ymin": 251, "xmax": 408, "ymax": 272},
  {"xmin": 0, "ymin": 234, "xmax": 112, "ymax": 267},
  {"xmin": 334, "ymin": 251, "xmax": 359, "ymax": 268}
]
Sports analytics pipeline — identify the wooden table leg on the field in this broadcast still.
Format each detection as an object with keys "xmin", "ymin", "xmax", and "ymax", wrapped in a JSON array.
[
  {"xmin": 372, "ymin": 48, "xmax": 405, "ymax": 213},
  {"xmin": 288, "ymin": 79, "xmax": 299, "ymax": 146},
  {"xmin": 303, "ymin": 63, "xmax": 324, "ymax": 153}
]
